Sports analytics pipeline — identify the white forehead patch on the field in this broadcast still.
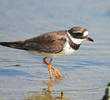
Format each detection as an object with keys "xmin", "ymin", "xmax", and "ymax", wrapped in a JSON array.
[{"xmin": 83, "ymin": 31, "xmax": 88, "ymax": 36}]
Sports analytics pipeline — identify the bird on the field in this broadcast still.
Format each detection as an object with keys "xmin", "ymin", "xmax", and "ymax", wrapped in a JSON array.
[{"xmin": 0, "ymin": 26, "xmax": 94, "ymax": 79}]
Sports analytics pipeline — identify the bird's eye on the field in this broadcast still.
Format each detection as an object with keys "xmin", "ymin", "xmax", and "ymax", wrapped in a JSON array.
[
  {"xmin": 76, "ymin": 33, "xmax": 82, "ymax": 36},
  {"xmin": 72, "ymin": 33, "xmax": 83, "ymax": 38},
  {"xmin": 68, "ymin": 30, "xmax": 84, "ymax": 39}
]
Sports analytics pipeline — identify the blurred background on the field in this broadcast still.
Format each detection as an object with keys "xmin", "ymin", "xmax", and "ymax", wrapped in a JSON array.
[{"xmin": 0, "ymin": 0, "xmax": 110, "ymax": 100}]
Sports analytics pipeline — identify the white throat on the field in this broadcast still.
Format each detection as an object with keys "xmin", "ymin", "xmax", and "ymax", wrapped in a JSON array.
[{"xmin": 67, "ymin": 32, "xmax": 85, "ymax": 44}]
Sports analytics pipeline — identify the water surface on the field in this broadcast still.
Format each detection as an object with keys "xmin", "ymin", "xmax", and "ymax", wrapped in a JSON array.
[{"xmin": 0, "ymin": 0, "xmax": 110, "ymax": 100}]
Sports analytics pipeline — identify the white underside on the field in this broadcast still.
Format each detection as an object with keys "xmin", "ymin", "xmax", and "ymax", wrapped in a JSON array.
[{"xmin": 28, "ymin": 40, "xmax": 76, "ymax": 58}]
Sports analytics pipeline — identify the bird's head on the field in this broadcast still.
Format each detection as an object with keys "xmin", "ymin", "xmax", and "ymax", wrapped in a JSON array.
[{"xmin": 67, "ymin": 26, "xmax": 94, "ymax": 44}]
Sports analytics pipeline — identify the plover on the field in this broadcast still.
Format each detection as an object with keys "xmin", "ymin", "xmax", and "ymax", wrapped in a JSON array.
[{"xmin": 0, "ymin": 26, "xmax": 94, "ymax": 79}]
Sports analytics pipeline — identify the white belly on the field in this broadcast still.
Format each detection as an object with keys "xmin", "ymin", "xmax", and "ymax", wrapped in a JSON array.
[{"xmin": 28, "ymin": 41, "xmax": 76, "ymax": 58}]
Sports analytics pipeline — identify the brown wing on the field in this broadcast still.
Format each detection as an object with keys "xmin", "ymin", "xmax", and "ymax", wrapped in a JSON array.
[{"xmin": 24, "ymin": 30, "xmax": 67, "ymax": 53}]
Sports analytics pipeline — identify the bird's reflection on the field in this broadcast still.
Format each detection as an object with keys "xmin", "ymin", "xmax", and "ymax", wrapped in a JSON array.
[
  {"xmin": 43, "ymin": 77, "xmax": 62, "ymax": 91},
  {"xmin": 24, "ymin": 78, "xmax": 69, "ymax": 100}
]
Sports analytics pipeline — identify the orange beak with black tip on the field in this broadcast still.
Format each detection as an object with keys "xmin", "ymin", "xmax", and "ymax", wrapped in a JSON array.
[{"xmin": 86, "ymin": 35, "xmax": 94, "ymax": 42}]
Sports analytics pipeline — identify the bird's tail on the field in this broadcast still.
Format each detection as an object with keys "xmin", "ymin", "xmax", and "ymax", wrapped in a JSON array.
[{"xmin": 0, "ymin": 41, "xmax": 27, "ymax": 50}]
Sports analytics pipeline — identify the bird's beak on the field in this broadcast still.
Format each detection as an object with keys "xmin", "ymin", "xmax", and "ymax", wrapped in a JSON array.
[{"xmin": 86, "ymin": 36, "xmax": 94, "ymax": 42}]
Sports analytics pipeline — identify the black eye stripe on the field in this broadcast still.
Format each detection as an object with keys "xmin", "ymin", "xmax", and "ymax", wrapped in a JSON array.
[
  {"xmin": 72, "ymin": 33, "xmax": 82, "ymax": 37},
  {"xmin": 71, "ymin": 33, "xmax": 86, "ymax": 39},
  {"xmin": 67, "ymin": 30, "xmax": 85, "ymax": 39},
  {"xmin": 75, "ymin": 33, "xmax": 82, "ymax": 36}
]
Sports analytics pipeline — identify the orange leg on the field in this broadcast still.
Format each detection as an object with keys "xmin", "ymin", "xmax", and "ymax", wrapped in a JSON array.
[
  {"xmin": 43, "ymin": 57, "xmax": 62, "ymax": 79},
  {"xmin": 48, "ymin": 58, "xmax": 62, "ymax": 78},
  {"xmin": 43, "ymin": 57, "xmax": 53, "ymax": 79}
]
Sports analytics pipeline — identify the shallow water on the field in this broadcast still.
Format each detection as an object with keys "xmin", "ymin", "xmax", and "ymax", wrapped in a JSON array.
[{"xmin": 0, "ymin": 0, "xmax": 110, "ymax": 100}]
